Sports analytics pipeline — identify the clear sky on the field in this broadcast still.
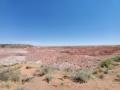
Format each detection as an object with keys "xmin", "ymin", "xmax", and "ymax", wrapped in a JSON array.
[{"xmin": 0, "ymin": 0, "xmax": 120, "ymax": 46}]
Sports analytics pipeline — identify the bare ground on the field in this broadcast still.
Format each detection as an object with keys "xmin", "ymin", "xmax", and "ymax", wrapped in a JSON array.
[{"xmin": 0, "ymin": 45, "xmax": 120, "ymax": 90}]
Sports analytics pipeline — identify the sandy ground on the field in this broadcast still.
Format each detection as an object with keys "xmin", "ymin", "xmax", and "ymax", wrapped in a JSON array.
[
  {"xmin": 0, "ymin": 46, "xmax": 120, "ymax": 90},
  {"xmin": 21, "ymin": 63, "xmax": 120, "ymax": 90}
]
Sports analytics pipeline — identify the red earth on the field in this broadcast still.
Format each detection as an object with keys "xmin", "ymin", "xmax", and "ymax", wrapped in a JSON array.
[{"xmin": 0, "ymin": 45, "xmax": 120, "ymax": 69}]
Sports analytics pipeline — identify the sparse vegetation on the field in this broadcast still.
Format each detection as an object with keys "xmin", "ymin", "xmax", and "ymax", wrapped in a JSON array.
[
  {"xmin": 71, "ymin": 69, "xmax": 92, "ymax": 83},
  {"xmin": 100, "ymin": 59, "xmax": 112, "ymax": 69},
  {"xmin": 16, "ymin": 86, "xmax": 24, "ymax": 90},
  {"xmin": 94, "ymin": 59, "xmax": 113, "ymax": 75},
  {"xmin": 0, "ymin": 65, "xmax": 31, "ymax": 90},
  {"xmin": 115, "ymin": 73, "xmax": 120, "ymax": 81},
  {"xmin": 44, "ymin": 75, "xmax": 53, "ymax": 83},
  {"xmin": 112, "ymin": 56, "xmax": 120, "ymax": 62},
  {"xmin": 21, "ymin": 75, "xmax": 33, "ymax": 84},
  {"xmin": 34, "ymin": 65, "xmax": 56, "ymax": 77},
  {"xmin": 62, "ymin": 67, "xmax": 73, "ymax": 73},
  {"xmin": 62, "ymin": 67, "xmax": 73, "ymax": 79},
  {"xmin": 0, "ymin": 67, "xmax": 21, "ymax": 82},
  {"xmin": 0, "ymin": 46, "xmax": 120, "ymax": 90},
  {"xmin": 100, "ymin": 67, "xmax": 109, "ymax": 74},
  {"xmin": 0, "ymin": 81, "xmax": 12, "ymax": 89},
  {"xmin": 9, "ymin": 70, "xmax": 21, "ymax": 82}
]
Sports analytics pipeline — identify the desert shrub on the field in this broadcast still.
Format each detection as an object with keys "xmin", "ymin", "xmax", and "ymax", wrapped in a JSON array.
[
  {"xmin": 21, "ymin": 75, "xmax": 34, "ymax": 84},
  {"xmin": 9, "ymin": 70, "xmax": 21, "ymax": 82},
  {"xmin": 93, "ymin": 67, "xmax": 107, "ymax": 79},
  {"xmin": 93, "ymin": 60, "xmax": 111, "ymax": 76},
  {"xmin": 44, "ymin": 75, "xmax": 53, "ymax": 83},
  {"xmin": 99, "ymin": 67, "xmax": 109, "ymax": 74},
  {"xmin": 115, "ymin": 73, "xmax": 120, "ymax": 81},
  {"xmin": 62, "ymin": 67, "xmax": 73, "ymax": 73},
  {"xmin": 35, "ymin": 66, "xmax": 49, "ymax": 76},
  {"xmin": 16, "ymin": 86, "xmax": 24, "ymax": 90},
  {"xmin": 62, "ymin": 67, "xmax": 73, "ymax": 79},
  {"xmin": 0, "ymin": 81, "xmax": 23, "ymax": 90},
  {"xmin": 112, "ymin": 56, "xmax": 120, "ymax": 62},
  {"xmin": 34, "ymin": 65, "xmax": 56, "ymax": 77},
  {"xmin": 93, "ymin": 67, "xmax": 104, "ymax": 75},
  {"xmin": 100, "ymin": 59, "xmax": 112, "ymax": 69},
  {"xmin": 11, "ymin": 64, "xmax": 22, "ymax": 70},
  {"xmin": 0, "ymin": 67, "xmax": 21, "ymax": 82},
  {"xmin": 0, "ymin": 68, "xmax": 11, "ymax": 81},
  {"xmin": 0, "ymin": 81, "xmax": 12, "ymax": 89},
  {"xmin": 71, "ymin": 69, "xmax": 92, "ymax": 83}
]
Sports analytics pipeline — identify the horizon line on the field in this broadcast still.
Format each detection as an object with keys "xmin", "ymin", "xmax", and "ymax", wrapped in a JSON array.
[{"xmin": 0, "ymin": 43, "xmax": 120, "ymax": 47}]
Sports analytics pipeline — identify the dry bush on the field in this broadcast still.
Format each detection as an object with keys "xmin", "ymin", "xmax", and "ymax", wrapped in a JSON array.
[
  {"xmin": 11, "ymin": 64, "xmax": 22, "ymax": 71},
  {"xmin": 9, "ymin": 71, "xmax": 21, "ymax": 82},
  {"xmin": 115, "ymin": 73, "xmax": 120, "ymax": 81},
  {"xmin": 44, "ymin": 75, "xmax": 53, "ymax": 83},
  {"xmin": 34, "ymin": 65, "xmax": 56, "ymax": 77},
  {"xmin": 62, "ymin": 67, "xmax": 73, "ymax": 79},
  {"xmin": 21, "ymin": 75, "xmax": 34, "ymax": 84},
  {"xmin": 71, "ymin": 69, "xmax": 92, "ymax": 83},
  {"xmin": 0, "ymin": 81, "xmax": 23, "ymax": 90},
  {"xmin": 0, "ymin": 81, "xmax": 12, "ymax": 89},
  {"xmin": 0, "ymin": 67, "xmax": 21, "ymax": 82}
]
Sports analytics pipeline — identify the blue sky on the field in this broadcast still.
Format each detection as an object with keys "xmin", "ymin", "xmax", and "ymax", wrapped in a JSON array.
[{"xmin": 0, "ymin": 0, "xmax": 120, "ymax": 46}]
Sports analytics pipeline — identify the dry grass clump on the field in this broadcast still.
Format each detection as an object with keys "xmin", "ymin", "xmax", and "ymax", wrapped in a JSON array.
[
  {"xmin": 62, "ymin": 67, "xmax": 73, "ymax": 79},
  {"xmin": 115, "ymin": 73, "xmax": 120, "ymax": 81},
  {"xmin": 0, "ymin": 67, "xmax": 21, "ymax": 82},
  {"xmin": 21, "ymin": 75, "xmax": 34, "ymax": 84},
  {"xmin": 44, "ymin": 75, "xmax": 53, "ymax": 83},
  {"xmin": 0, "ymin": 65, "xmax": 24, "ymax": 90},
  {"xmin": 0, "ymin": 81, "xmax": 12, "ymax": 89},
  {"xmin": 34, "ymin": 65, "xmax": 57, "ymax": 77},
  {"xmin": 0, "ymin": 81, "xmax": 24, "ymax": 90},
  {"xmin": 71, "ymin": 69, "xmax": 92, "ymax": 83},
  {"xmin": 9, "ymin": 70, "xmax": 21, "ymax": 82}
]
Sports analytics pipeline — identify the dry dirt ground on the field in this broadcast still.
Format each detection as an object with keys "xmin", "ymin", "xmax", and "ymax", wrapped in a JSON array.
[
  {"xmin": 22, "ymin": 63, "xmax": 120, "ymax": 90},
  {"xmin": 0, "ymin": 46, "xmax": 120, "ymax": 68},
  {"xmin": 0, "ymin": 45, "xmax": 120, "ymax": 90},
  {"xmin": 0, "ymin": 62, "xmax": 120, "ymax": 90}
]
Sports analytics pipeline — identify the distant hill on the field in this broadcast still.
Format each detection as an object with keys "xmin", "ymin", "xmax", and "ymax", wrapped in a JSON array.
[{"xmin": 0, "ymin": 44, "xmax": 33, "ymax": 48}]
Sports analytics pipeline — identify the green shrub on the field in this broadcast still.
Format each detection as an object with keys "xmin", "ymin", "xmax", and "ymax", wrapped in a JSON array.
[
  {"xmin": 71, "ymin": 69, "xmax": 92, "ymax": 83},
  {"xmin": 112, "ymin": 56, "xmax": 120, "ymax": 62},
  {"xmin": 100, "ymin": 59, "xmax": 112, "ymax": 69}
]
